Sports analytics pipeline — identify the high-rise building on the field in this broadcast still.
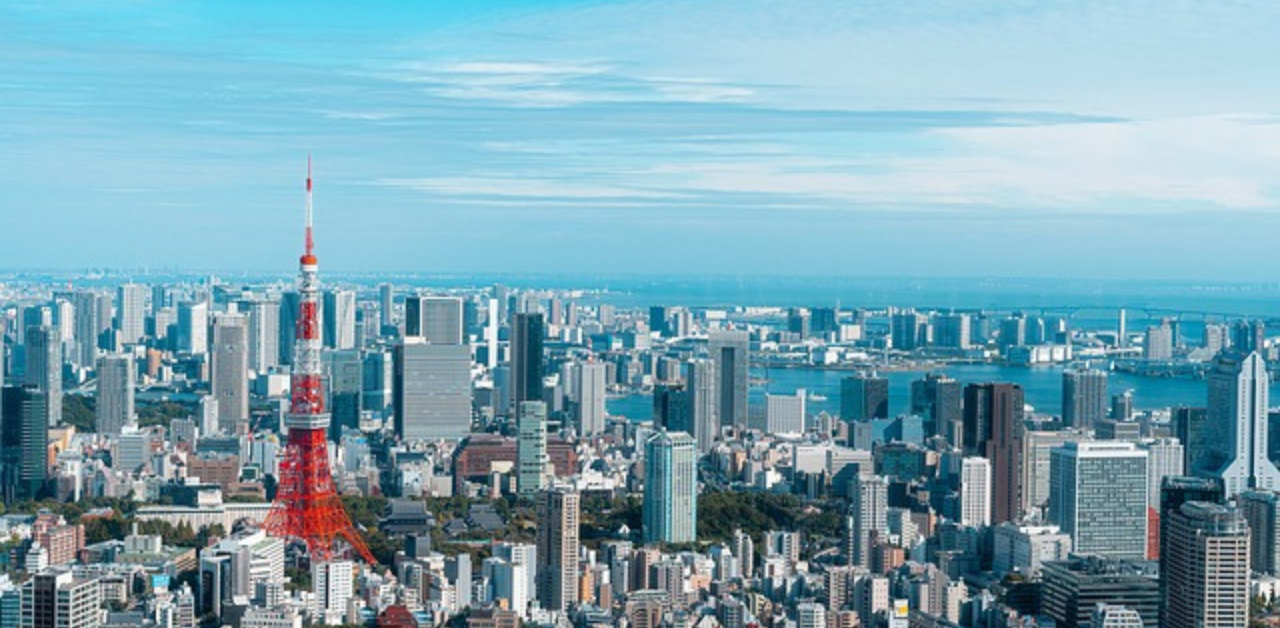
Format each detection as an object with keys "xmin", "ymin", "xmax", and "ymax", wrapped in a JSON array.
[
  {"xmin": 1232, "ymin": 319, "xmax": 1265, "ymax": 353},
  {"xmin": 933, "ymin": 313, "xmax": 971, "ymax": 350},
  {"xmin": 116, "ymin": 283, "xmax": 148, "ymax": 345},
  {"xmin": 1171, "ymin": 406, "xmax": 1208, "ymax": 474},
  {"xmin": 516, "ymin": 401, "xmax": 548, "ymax": 497},
  {"xmin": 23, "ymin": 326, "xmax": 61, "ymax": 427},
  {"xmin": 890, "ymin": 310, "xmax": 926, "ymax": 350},
  {"xmin": 648, "ymin": 306, "xmax": 669, "ymax": 337},
  {"xmin": 1, "ymin": 385, "xmax": 48, "ymax": 501},
  {"xmin": 574, "ymin": 362, "xmax": 606, "ymax": 437},
  {"xmin": 1160, "ymin": 502, "xmax": 1249, "ymax": 628},
  {"xmin": 910, "ymin": 373, "xmax": 961, "ymax": 441},
  {"xmin": 536, "ymin": 488, "xmax": 580, "ymax": 611},
  {"xmin": 322, "ymin": 290, "xmax": 356, "ymax": 350},
  {"xmin": 177, "ymin": 301, "xmax": 208, "ymax": 355},
  {"xmin": 95, "ymin": 354, "xmax": 135, "ymax": 436},
  {"xmin": 240, "ymin": 299, "xmax": 280, "ymax": 373},
  {"xmin": 1049, "ymin": 441, "xmax": 1148, "ymax": 560},
  {"xmin": 1200, "ymin": 350, "xmax": 1280, "ymax": 498},
  {"xmin": 210, "ymin": 314, "xmax": 249, "ymax": 435},
  {"xmin": 848, "ymin": 475, "xmax": 888, "ymax": 568},
  {"xmin": 393, "ymin": 339, "xmax": 471, "ymax": 442},
  {"xmin": 405, "ymin": 296, "xmax": 464, "ymax": 345},
  {"xmin": 1140, "ymin": 438, "xmax": 1184, "ymax": 510},
  {"xmin": 841, "ymin": 373, "xmax": 888, "ymax": 423},
  {"xmin": 1157, "ymin": 475, "xmax": 1224, "ymax": 611},
  {"xmin": 964, "ymin": 383, "xmax": 1025, "ymax": 523},
  {"xmin": 959, "ymin": 456, "xmax": 992, "ymax": 527},
  {"xmin": 379, "ymin": 283, "xmax": 395, "ymax": 328},
  {"xmin": 1040, "ymin": 557, "xmax": 1158, "ymax": 628},
  {"xmin": 652, "ymin": 383, "xmax": 688, "ymax": 433},
  {"xmin": 67, "ymin": 291, "xmax": 99, "ymax": 368},
  {"xmin": 20, "ymin": 568, "xmax": 101, "ymax": 628},
  {"xmin": 643, "ymin": 430, "xmax": 698, "ymax": 545},
  {"xmin": 510, "ymin": 313, "xmax": 544, "ymax": 414},
  {"xmin": 1021, "ymin": 430, "xmax": 1083, "ymax": 518},
  {"xmin": 1238, "ymin": 490, "xmax": 1280, "ymax": 575},
  {"xmin": 1062, "ymin": 369, "xmax": 1108, "ymax": 430},
  {"xmin": 684, "ymin": 359, "xmax": 717, "ymax": 453},
  {"xmin": 765, "ymin": 390, "xmax": 805, "ymax": 434},
  {"xmin": 1143, "ymin": 323, "xmax": 1173, "ymax": 360},
  {"xmin": 708, "ymin": 330, "xmax": 749, "ymax": 430}
]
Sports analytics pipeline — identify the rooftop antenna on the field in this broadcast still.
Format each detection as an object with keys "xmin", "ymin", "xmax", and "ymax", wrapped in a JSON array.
[{"xmin": 305, "ymin": 155, "xmax": 314, "ymax": 258}]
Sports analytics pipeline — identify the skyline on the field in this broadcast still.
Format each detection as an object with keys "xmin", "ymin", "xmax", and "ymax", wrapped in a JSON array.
[{"xmin": 4, "ymin": 1, "xmax": 1280, "ymax": 279}]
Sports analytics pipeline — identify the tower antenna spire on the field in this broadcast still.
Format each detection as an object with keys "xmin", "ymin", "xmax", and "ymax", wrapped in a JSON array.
[{"xmin": 305, "ymin": 155, "xmax": 314, "ymax": 257}]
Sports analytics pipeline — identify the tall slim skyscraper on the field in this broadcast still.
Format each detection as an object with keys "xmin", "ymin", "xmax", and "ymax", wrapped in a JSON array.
[
  {"xmin": 910, "ymin": 373, "xmax": 961, "ymax": 441},
  {"xmin": 23, "ymin": 326, "xmax": 62, "ymax": 427},
  {"xmin": 848, "ymin": 475, "xmax": 888, "ymax": 568},
  {"xmin": 1049, "ymin": 441, "xmax": 1148, "ymax": 560},
  {"xmin": 177, "ymin": 301, "xmax": 208, "ymax": 355},
  {"xmin": 322, "ymin": 290, "xmax": 356, "ymax": 350},
  {"xmin": 1239, "ymin": 489, "xmax": 1280, "ymax": 576},
  {"xmin": 536, "ymin": 487, "xmax": 580, "ymax": 611},
  {"xmin": 379, "ymin": 283, "xmax": 395, "ymax": 328},
  {"xmin": 511, "ymin": 313, "xmax": 544, "ymax": 414},
  {"xmin": 574, "ymin": 362, "xmax": 607, "ymax": 437},
  {"xmin": 1, "ymin": 385, "xmax": 48, "ymax": 500},
  {"xmin": 1160, "ymin": 502, "xmax": 1249, "ymax": 628},
  {"xmin": 68, "ymin": 291, "xmax": 99, "ymax": 368},
  {"xmin": 964, "ymin": 383, "xmax": 1025, "ymax": 523},
  {"xmin": 517, "ymin": 401, "xmax": 548, "ymax": 497},
  {"xmin": 1158, "ymin": 476, "xmax": 1224, "ymax": 604},
  {"xmin": 116, "ymin": 283, "xmax": 148, "ymax": 345},
  {"xmin": 841, "ymin": 373, "xmax": 889, "ymax": 423},
  {"xmin": 959, "ymin": 456, "xmax": 992, "ymax": 527},
  {"xmin": 211, "ymin": 314, "xmax": 249, "ymax": 435},
  {"xmin": 240, "ymin": 299, "xmax": 280, "ymax": 373},
  {"xmin": 95, "ymin": 354, "xmax": 135, "ymax": 436},
  {"xmin": 642, "ymin": 430, "xmax": 698, "ymax": 545},
  {"xmin": 393, "ymin": 339, "xmax": 471, "ymax": 442},
  {"xmin": 404, "ymin": 296, "xmax": 464, "ymax": 345},
  {"xmin": 1062, "ymin": 369, "xmax": 1108, "ymax": 430},
  {"xmin": 684, "ymin": 359, "xmax": 718, "ymax": 453},
  {"xmin": 708, "ymin": 330, "xmax": 749, "ymax": 431},
  {"xmin": 1200, "ymin": 350, "xmax": 1280, "ymax": 498}
]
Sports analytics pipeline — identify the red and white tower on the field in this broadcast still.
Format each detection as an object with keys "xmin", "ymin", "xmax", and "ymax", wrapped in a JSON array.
[{"xmin": 263, "ymin": 158, "xmax": 376, "ymax": 565}]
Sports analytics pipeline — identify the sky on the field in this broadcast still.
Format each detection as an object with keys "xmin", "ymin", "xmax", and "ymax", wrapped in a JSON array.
[{"xmin": 3, "ymin": 0, "xmax": 1280, "ymax": 280}]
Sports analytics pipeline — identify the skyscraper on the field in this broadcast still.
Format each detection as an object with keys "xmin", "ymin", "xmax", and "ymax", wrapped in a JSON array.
[
  {"xmin": 1157, "ymin": 475, "xmax": 1224, "ymax": 609},
  {"xmin": 1140, "ymin": 438, "xmax": 1184, "ymax": 510},
  {"xmin": 1049, "ymin": 441, "xmax": 1148, "ymax": 560},
  {"xmin": 1160, "ymin": 502, "xmax": 1249, "ymax": 628},
  {"xmin": 643, "ymin": 431, "xmax": 698, "ymax": 545},
  {"xmin": 708, "ymin": 330, "xmax": 749, "ymax": 431},
  {"xmin": 1062, "ymin": 369, "xmax": 1108, "ymax": 430},
  {"xmin": 959, "ymin": 456, "xmax": 992, "ymax": 527},
  {"xmin": 68, "ymin": 291, "xmax": 99, "ymax": 368},
  {"xmin": 177, "ymin": 301, "xmax": 208, "ymax": 355},
  {"xmin": 516, "ymin": 401, "xmax": 548, "ymax": 497},
  {"xmin": 1238, "ymin": 490, "xmax": 1280, "ymax": 576},
  {"xmin": 1, "ymin": 385, "xmax": 48, "ymax": 500},
  {"xmin": 841, "ymin": 373, "xmax": 889, "ymax": 423},
  {"xmin": 23, "ymin": 325, "xmax": 61, "ymax": 427},
  {"xmin": 848, "ymin": 475, "xmax": 888, "ymax": 568},
  {"xmin": 116, "ymin": 283, "xmax": 148, "ymax": 345},
  {"xmin": 684, "ymin": 359, "xmax": 718, "ymax": 453},
  {"xmin": 240, "ymin": 299, "xmax": 280, "ymax": 373},
  {"xmin": 910, "ymin": 373, "xmax": 961, "ymax": 441},
  {"xmin": 393, "ymin": 338, "xmax": 471, "ymax": 442},
  {"xmin": 536, "ymin": 487, "xmax": 580, "ymax": 611},
  {"xmin": 964, "ymin": 383, "xmax": 1025, "ymax": 523},
  {"xmin": 404, "ymin": 296, "xmax": 464, "ymax": 345},
  {"xmin": 574, "ymin": 362, "xmax": 607, "ymax": 437},
  {"xmin": 765, "ymin": 391, "xmax": 805, "ymax": 435},
  {"xmin": 322, "ymin": 289, "xmax": 356, "ymax": 350},
  {"xmin": 510, "ymin": 313, "xmax": 544, "ymax": 414},
  {"xmin": 211, "ymin": 314, "xmax": 249, "ymax": 435},
  {"xmin": 95, "ymin": 354, "xmax": 135, "ymax": 436},
  {"xmin": 1200, "ymin": 350, "xmax": 1280, "ymax": 498},
  {"xmin": 379, "ymin": 283, "xmax": 395, "ymax": 328}
]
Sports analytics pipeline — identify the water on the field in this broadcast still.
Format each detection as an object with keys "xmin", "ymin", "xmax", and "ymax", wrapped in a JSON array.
[{"xmin": 606, "ymin": 363, "xmax": 1280, "ymax": 422}]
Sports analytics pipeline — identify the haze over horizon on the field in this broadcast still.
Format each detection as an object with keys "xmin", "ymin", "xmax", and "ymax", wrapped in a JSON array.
[{"xmin": 4, "ymin": 0, "xmax": 1280, "ymax": 280}]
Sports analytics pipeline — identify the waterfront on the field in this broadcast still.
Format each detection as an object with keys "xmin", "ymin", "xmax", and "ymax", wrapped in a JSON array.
[{"xmin": 606, "ymin": 362, "xmax": 1280, "ymax": 422}]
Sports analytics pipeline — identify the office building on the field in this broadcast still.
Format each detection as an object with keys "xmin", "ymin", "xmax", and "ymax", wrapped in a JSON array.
[
  {"xmin": 394, "ymin": 339, "xmax": 471, "ymax": 442},
  {"xmin": 516, "ymin": 401, "xmax": 548, "ymax": 497},
  {"xmin": 1239, "ymin": 490, "xmax": 1280, "ymax": 575},
  {"xmin": 1040, "ymin": 557, "xmax": 1158, "ymax": 628},
  {"xmin": 510, "ymin": 313, "xmax": 544, "ymax": 414},
  {"xmin": 1160, "ymin": 502, "xmax": 1249, "ymax": 628},
  {"xmin": 177, "ymin": 301, "xmax": 208, "ymax": 355},
  {"xmin": 1140, "ymin": 438, "xmax": 1183, "ymax": 509},
  {"xmin": 20, "ymin": 568, "xmax": 101, "ymax": 628},
  {"xmin": 1049, "ymin": 441, "xmax": 1148, "ymax": 560},
  {"xmin": 323, "ymin": 289, "xmax": 356, "ymax": 350},
  {"xmin": 890, "ymin": 310, "xmax": 926, "ymax": 350},
  {"xmin": 116, "ymin": 283, "xmax": 147, "ymax": 345},
  {"xmin": 1021, "ymin": 430, "xmax": 1082, "ymax": 518},
  {"xmin": 536, "ymin": 488, "xmax": 580, "ymax": 611},
  {"xmin": 1201, "ymin": 350, "xmax": 1280, "ymax": 498},
  {"xmin": 959, "ymin": 457, "xmax": 992, "ymax": 527},
  {"xmin": 1144, "ymin": 323, "xmax": 1173, "ymax": 360},
  {"xmin": 95, "ymin": 354, "xmax": 135, "ymax": 436},
  {"xmin": 708, "ymin": 330, "xmax": 749, "ymax": 430},
  {"xmin": 1062, "ymin": 369, "xmax": 1107, "ymax": 430},
  {"xmin": 991, "ymin": 523, "xmax": 1072, "ymax": 577},
  {"xmin": 210, "ymin": 315, "xmax": 249, "ymax": 435},
  {"xmin": 933, "ymin": 313, "xmax": 970, "ymax": 350},
  {"xmin": 910, "ymin": 373, "xmax": 961, "ymax": 441},
  {"xmin": 841, "ymin": 373, "xmax": 888, "ymax": 423},
  {"xmin": 652, "ymin": 383, "xmax": 688, "ymax": 433},
  {"xmin": 2, "ymin": 385, "xmax": 48, "ymax": 501},
  {"xmin": 67, "ymin": 291, "xmax": 99, "ymax": 368},
  {"xmin": 23, "ymin": 326, "xmax": 61, "ymax": 427},
  {"xmin": 240, "ymin": 299, "xmax": 280, "ymax": 373},
  {"xmin": 848, "ymin": 475, "xmax": 888, "ymax": 568},
  {"xmin": 405, "ymin": 296, "xmax": 463, "ymax": 345},
  {"xmin": 643, "ymin": 430, "xmax": 697, "ymax": 544},
  {"xmin": 963, "ymin": 383, "xmax": 1025, "ymax": 523},
  {"xmin": 684, "ymin": 359, "xmax": 717, "ymax": 453},
  {"xmin": 765, "ymin": 391, "xmax": 805, "ymax": 435},
  {"xmin": 574, "ymin": 362, "xmax": 606, "ymax": 437}
]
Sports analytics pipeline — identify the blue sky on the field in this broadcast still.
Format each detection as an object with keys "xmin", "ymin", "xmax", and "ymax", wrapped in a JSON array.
[{"xmin": 3, "ymin": 0, "xmax": 1280, "ymax": 279}]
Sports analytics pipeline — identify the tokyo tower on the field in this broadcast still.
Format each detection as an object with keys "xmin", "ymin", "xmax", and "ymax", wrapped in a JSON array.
[{"xmin": 263, "ymin": 158, "xmax": 376, "ymax": 565}]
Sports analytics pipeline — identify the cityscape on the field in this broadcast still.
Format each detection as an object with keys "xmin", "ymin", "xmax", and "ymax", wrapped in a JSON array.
[{"xmin": 4, "ymin": 3, "xmax": 1280, "ymax": 628}]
